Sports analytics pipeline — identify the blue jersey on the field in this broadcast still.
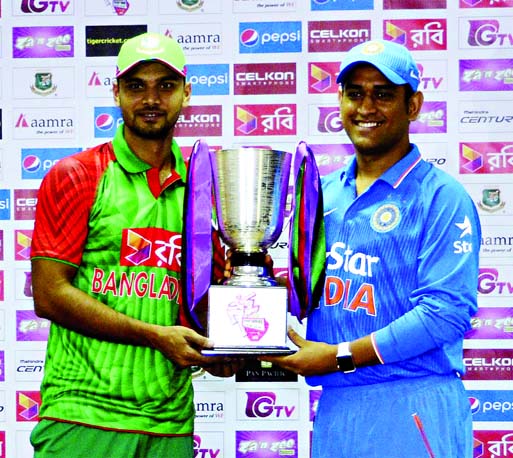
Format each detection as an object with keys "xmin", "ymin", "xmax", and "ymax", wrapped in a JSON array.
[{"xmin": 306, "ymin": 145, "xmax": 481, "ymax": 388}]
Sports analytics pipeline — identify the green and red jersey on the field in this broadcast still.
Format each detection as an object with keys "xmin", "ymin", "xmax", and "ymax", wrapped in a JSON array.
[{"xmin": 31, "ymin": 125, "xmax": 195, "ymax": 435}]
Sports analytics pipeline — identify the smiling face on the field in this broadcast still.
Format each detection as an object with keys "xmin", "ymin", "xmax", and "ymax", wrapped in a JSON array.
[
  {"xmin": 339, "ymin": 64, "xmax": 423, "ymax": 161},
  {"xmin": 113, "ymin": 61, "xmax": 191, "ymax": 141}
]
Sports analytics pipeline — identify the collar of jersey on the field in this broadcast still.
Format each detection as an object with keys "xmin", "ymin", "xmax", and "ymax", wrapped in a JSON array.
[
  {"xmin": 111, "ymin": 123, "xmax": 187, "ymax": 181},
  {"xmin": 340, "ymin": 144, "xmax": 422, "ymax": 189}
]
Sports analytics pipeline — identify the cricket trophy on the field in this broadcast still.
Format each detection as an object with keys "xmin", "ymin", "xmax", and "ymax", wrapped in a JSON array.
[{"xmin": 183, "ymin": 140, "xmax": 324, "ymax": 356}]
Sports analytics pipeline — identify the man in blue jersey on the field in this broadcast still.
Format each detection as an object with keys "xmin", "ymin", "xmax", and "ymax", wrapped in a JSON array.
[{"xmin": 261, "ymin": 40, "xmax": 480, "ymax": 458}]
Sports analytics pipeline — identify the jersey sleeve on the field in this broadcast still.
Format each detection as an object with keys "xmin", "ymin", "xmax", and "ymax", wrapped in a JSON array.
[
  {"xmin": 31, "ymin": 146, "xmax": 112, "ymax": 266},
  {"xmin": 373, "ymin": 180, "xmax": 481, "ymax": 364}
]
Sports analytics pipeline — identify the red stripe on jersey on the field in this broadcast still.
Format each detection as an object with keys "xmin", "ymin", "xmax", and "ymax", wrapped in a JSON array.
[{"xmin": 32, "ymin": 143, "xmax": 116, "ymax": 266}]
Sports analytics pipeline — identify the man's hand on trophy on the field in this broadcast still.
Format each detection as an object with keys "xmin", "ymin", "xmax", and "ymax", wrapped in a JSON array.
[
  {"xmin": 258, "ymin": 327, "xmax": 338, "ymax": 376},
  {"xmin": 149, "ymin": 324, "xmax": 229, "ymax": 367}
]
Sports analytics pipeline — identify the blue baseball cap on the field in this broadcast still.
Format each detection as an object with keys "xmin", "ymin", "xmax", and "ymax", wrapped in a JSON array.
[{"xmin": 336, "ymin": 40, "xmax": 420, "ymax": 92}]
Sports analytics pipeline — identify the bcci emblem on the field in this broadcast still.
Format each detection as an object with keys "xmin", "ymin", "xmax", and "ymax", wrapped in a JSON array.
[
  {"xmin": 371, "ymin": 204, "xmax": 401, "ymax": 233},
  {"xmin": 478, "ymin": 188, "xmax": 505, "ymax": 213},
  {"xmin": 30, "ymin": 72, "xmax": 57, "ymax": 96},
  {"xmin": 177, "ymin": 0, "xmax": 204, "ymax": 10}
]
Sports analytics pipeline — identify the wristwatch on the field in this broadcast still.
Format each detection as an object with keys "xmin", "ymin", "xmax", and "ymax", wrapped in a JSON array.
[{"xmin": 336, "ymin": 342, "xmax": 356, "ymax": 373}]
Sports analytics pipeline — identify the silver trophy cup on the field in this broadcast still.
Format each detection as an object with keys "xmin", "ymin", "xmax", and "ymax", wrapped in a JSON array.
[
  {"xmin": 204, "ymin": 147, "xmax": 294, "ymax": 355},
  {"xmin": 211, "ymin": 147, "xmax": 292, "ymax": 286}
]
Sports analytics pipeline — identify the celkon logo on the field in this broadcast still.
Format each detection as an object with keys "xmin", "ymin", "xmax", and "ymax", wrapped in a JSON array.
[
  {"xmin": 244, "ymin": 391, "xmax": 296, "ymax": 419},
  {"xmin": 175, "ymin": 105, "xmax": 222, "ymax": 137},
  {"xmin": 308, "ymin": 20, "xmax": 370, "ymax": 52},
  {"xmin": 14, "ymin": 189, "xmax": 38, "ymax": 221},
  {"xmin": 234, "ymin": 62, "xmax": 296, "ymax": 95}
]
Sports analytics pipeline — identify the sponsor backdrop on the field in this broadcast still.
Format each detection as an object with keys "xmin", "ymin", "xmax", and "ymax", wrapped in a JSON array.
[{"xmin": 0, "ymin": 0, "xmax": 512, "ymax": 457}]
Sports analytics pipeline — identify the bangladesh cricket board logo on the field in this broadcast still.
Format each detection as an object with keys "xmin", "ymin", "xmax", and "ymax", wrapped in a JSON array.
[
  {"xmin": 478, "ymin": 188, "xmax": 506, "ymax": 213},
  {"xmin": 177, "ymin": 0, "xmax": 203, "ymax": 10},
  {"xmin": 31, "ymin": 72, "xmax": 57, "ymax": 96}
]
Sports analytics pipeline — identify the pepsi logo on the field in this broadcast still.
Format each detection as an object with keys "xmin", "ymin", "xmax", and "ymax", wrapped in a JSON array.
[
  {"xmin": 23, "ymin": 155, "xmax": 41, "ymax": 173},
  {"xmin": 95, "ymin": 113, "xmax": 115, "ymax": 131},
  {"xmin": 469, "ymin": 396, "xmax": 480, "ymax": 414},
  {"xmin": 240, "ymin": 29, "xmax": 259, "ymax": 47}
]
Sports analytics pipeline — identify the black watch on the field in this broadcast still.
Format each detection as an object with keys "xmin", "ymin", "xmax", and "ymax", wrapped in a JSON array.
[{"xmin": 336, "ymin": 342, "xmax": 356, "ymax": 373}]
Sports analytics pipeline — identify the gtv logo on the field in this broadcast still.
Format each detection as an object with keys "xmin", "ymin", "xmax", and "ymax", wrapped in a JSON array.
[
  {"xmin": 245, "ymin": 391, "xmax": 295, "ymax": 419},
  {"xmin": 21, "ymin": 0, "xmax": 71, "ymax": 14}
]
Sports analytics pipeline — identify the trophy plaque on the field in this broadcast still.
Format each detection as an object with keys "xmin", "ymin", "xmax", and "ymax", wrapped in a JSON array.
[{"xmin": 202, "ymin": 147, "xmax": 295, "ymax": 356}]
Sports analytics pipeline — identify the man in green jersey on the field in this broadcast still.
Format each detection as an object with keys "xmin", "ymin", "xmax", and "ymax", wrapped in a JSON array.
[{"xmin": 30, "ymin": 32, "xmax": 233, "ymax": 458}]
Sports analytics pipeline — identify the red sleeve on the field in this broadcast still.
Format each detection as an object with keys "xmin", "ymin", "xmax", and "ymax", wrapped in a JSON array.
[{"xmin": 31, "ymin": 143, "xmax": 115, "ymax": 266}]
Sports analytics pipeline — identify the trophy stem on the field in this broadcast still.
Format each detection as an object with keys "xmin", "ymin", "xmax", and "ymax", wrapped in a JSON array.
[
  {"xmin": 231, "ymin": 251, "xmax": 266, "ymax": 268},
  {"xmin": 225, "ymin": 250, "xmax": 277, "ymax": 287}
]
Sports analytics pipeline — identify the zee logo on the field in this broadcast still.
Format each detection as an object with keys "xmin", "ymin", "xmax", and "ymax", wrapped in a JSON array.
[{"xmin": 244, "ymin": 391, "xmax": 296, "ymax": 419}]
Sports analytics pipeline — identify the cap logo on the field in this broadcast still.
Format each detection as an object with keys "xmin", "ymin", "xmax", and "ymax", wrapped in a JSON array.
[
  {"xmin": 136, "ymin": 35, "xmax": 165, "ymax": 56},
  {"xmin": 361, "ymin": 41, "xmax": 386, "ymax": 56}
]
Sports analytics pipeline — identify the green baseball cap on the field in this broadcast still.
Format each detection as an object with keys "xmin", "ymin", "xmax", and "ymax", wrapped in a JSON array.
[{"xmin": 116, "ymin": 32, "xmax": 187, "ymax": 78}]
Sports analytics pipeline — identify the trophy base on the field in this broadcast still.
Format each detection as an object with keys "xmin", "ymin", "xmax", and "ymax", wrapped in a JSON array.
[
  {"xmin": 202, "ymin": 347, "xmax": 295, "ymax": 357},
  {"xmin": 203, "ymin": 285, "xmax": 291, "ymax": 357}
]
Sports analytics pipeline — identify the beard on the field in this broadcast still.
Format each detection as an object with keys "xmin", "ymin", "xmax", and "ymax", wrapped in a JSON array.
[
  {"xmin": 121, "ymin": 108, "xmax": 179, "ymax": 140},
  {"xmin": 129, "ymin": 122, "xmax": 174, "ymax": 140}
]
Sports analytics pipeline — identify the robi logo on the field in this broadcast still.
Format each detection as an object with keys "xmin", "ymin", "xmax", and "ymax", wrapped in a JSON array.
[{"xmin": 240, "ymin": 29, "xmax": 259, "ymax": 47}]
